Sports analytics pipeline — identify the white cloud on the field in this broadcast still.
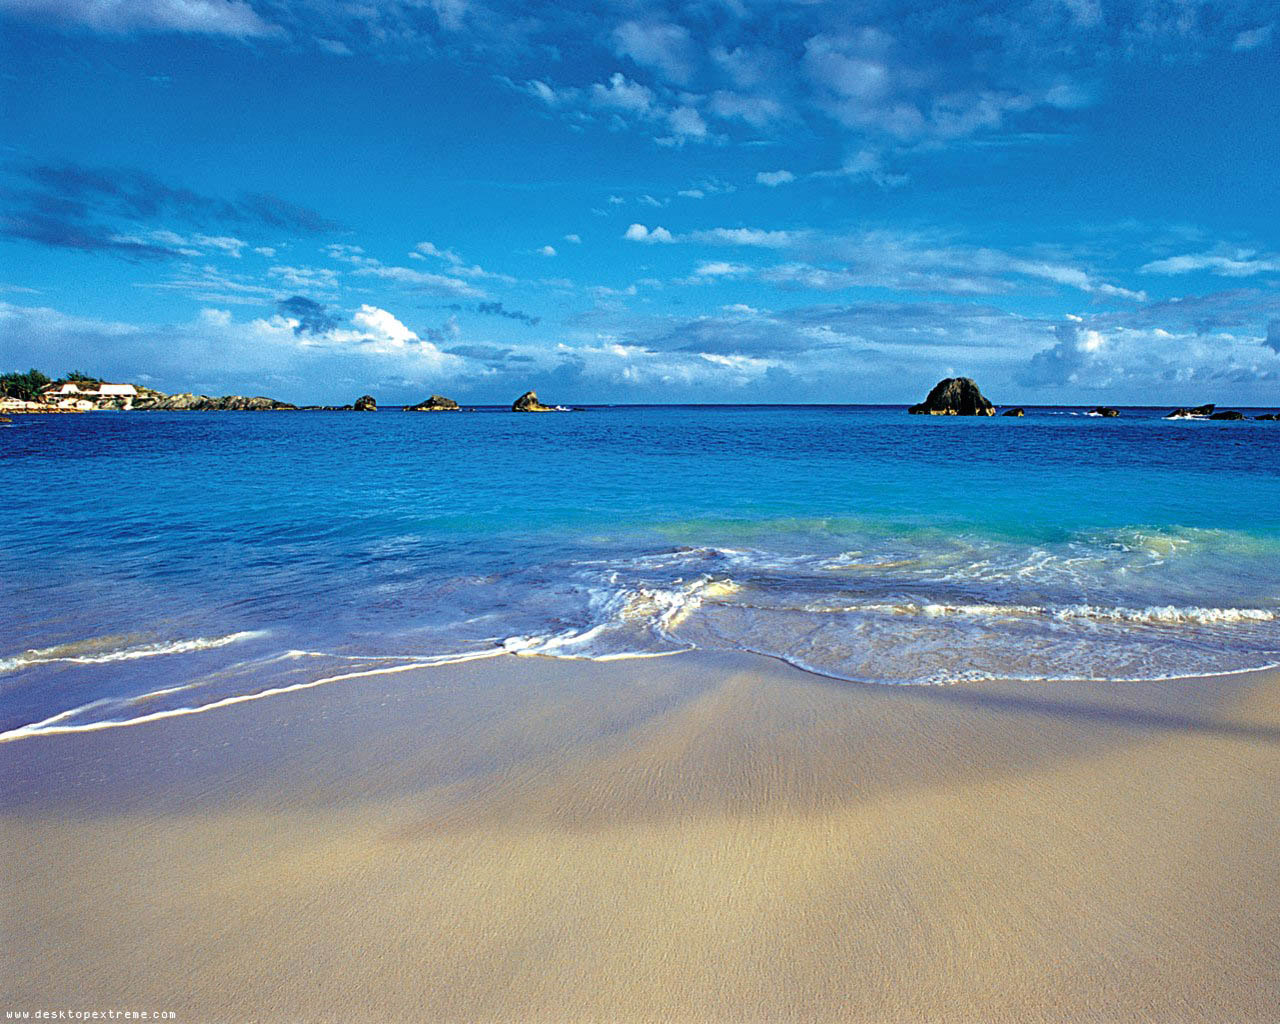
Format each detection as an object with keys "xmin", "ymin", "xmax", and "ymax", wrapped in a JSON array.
[
  {"xmin": 539, "ymin": 245, "xmax": 557, "ymax": 257},
  {"xmin": 667, "ymin": 106, "xmax": 708, "ymax": 140},
  {"xmin": 267, "ymin": 264, "xmax": 340, "ymax": 292},
  {"xmin": 1232, "ymin": 24, "xmax": 1273, "ymax": 51},
  {"xmin": 694, "ymin": 261, "xmax": 751, "ymax": 277},
  {"xmin": 689, "ymin": 227, "xmax": 797, "ymax": 248},
  {"xmin": 756, "ymin": 170, "xmax": 795, "ymax": 187},
  {"xmin": 564, "ymin": 234, "xmax": 582, "ymax": 244},
  {"xmin": 611, "ymin": 20, "xmax": 697, "ymax": 85},
  {"xmin": 356, "ymin": 264, "xmax": 485, "ymax": 298},
  {"xmin": 708, "ymin": 90, "xmax": 785, "ymax": 128},
  {"xmin": 624, "ymin": 223, "xmax": 675, "ymax": 243},
  {"xmin": 0, "ymin": 0, "xmax": 280, "ymax": 36},
  {"xmin": 590, "ymin": 73, "xmax": 654, "ymax": 114},
  {"xmin": 1139, "ymin": 250, "xmax": 1280, "ymax": 277}
]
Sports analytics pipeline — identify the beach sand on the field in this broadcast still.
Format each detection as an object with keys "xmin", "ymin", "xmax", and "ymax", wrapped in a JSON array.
[{"xmin": 2, "ymin": 651, "xmax": 1278, "ymax": 1022}]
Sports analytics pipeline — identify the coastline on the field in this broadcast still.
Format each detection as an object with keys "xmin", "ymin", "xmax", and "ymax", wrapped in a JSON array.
[{"xmin": 3, "ymin": 651, "xmax": 1277, "ymax": 1022}]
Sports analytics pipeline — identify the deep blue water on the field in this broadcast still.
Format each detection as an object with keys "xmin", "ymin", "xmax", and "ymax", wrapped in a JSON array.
[{"xmin": 3, "ymin": 405, "xmax": 1279, "ymax": 739}]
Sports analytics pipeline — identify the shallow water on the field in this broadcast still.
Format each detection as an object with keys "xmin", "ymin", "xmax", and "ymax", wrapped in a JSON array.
[{"xmin": 2, "ymin": 405, "xmax": 1279, "ymax": 737}]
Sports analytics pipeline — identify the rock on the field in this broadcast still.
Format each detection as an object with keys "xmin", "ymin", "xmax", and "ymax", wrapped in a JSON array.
[
  {"xmin": 354, "ymin": 395, "xmax": 377, "ymax": 412},
  {"xmin": 1001, "ymin": 407, "xmax": 1024, "ymax": 417},
  {"xmin": 1090, "ymin": 406, "xmax": 1120, "ymax": 418},
  {"xmin": 908, "ymin": 377, "xmax": 995, "ymax": 416},
  {"xmin": 406, "ymin": 394, "xmax": 460, "ymax": 411},
  {"xmin": 1209, "ymin": 410, "xmax": 1246, "ymax": 420},
  {"xmin": 0, "ymin": 415, "xmax": 10, "ymax": 423},
  {"xmin": 143, "ymin": 393, "xmax": 297, "ymax": 410},
  {"xmin": 512, "ymin": 390, "xmax": 561, "ymax": 412},
  {"xmin": 1257, "ymin": 413, "xmax": 1279, "ymax": 420},
  {"xmin": 1165, "ymin": 403, "xmax": 1215, "ymax": 419}
]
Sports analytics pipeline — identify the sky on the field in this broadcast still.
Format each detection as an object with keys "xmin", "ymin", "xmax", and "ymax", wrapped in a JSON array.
[{"xmin": 1, "ymin": 0, "xmax": 1278, "ymax": 405}]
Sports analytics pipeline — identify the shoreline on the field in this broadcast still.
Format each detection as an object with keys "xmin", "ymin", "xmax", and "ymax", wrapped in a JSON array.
[{"xmin": 3, "ymin": 650, "xmax": 1277, "ymax": 1020}]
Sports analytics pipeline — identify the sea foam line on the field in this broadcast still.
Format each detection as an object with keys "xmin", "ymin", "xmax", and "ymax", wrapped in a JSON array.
[
  {"xmin": 0, "ymin": 630, "xmax": 268, "ymax": 675},
  {"xmin": 0, "ymin": 648, "xmax": 506, "ymax": 743}
]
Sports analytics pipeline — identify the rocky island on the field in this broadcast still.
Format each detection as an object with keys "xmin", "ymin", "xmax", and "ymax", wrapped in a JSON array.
[
  {"xmin": 406, "ymin": 395, "xmax": 461, "ymax": 411},
  {"xmin": 908, "ymin": 377, "xmax": 996, "ymax": 416},
  {"xmin": 1165, "ymin": 404, "xmax": 1216, "ymax": 419},
  {"xmin": 512, "ymin": 390, "xmax": 565, "ymax": 412}
]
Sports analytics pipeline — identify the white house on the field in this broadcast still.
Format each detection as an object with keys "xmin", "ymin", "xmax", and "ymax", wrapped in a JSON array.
[{"xmin": 41, "ymin": 381, "xmax": 139, "ymax": 408}]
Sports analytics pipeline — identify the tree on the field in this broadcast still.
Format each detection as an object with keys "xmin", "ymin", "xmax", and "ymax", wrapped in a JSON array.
[
  {"xmin": 65, "ymin": 370, "xmax": 99, "ymax": 383},
  {"xmin": 0, "ymin": 369, "xmax": 51, "ymax": 401}
]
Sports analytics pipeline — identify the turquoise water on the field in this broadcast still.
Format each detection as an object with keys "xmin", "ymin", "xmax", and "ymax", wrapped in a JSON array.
[{"xmin": 3, "ymin": 405, "xmax": 1279, "ymax": 739}]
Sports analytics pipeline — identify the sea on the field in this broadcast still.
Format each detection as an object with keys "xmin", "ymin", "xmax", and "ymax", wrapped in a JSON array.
[{"xmin": 3, "ymin": 405, "xmax": 1279, "ymax": 741}]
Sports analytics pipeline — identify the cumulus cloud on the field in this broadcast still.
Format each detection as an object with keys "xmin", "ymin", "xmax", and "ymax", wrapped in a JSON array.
[
  {"xmin": 665, "ymin": 106, "xmax": 708, "ymax": 141},
  {"xmin": 0, "ymin": 299, "xmax": 469, "ymax": 400},
  {"xmin": 624, "ymin": 223, "xmax": 675, "ymax": 243},
  {"xmin": 589, "ymin": 72, "xmax": 654, "ymax": 114},
  {"xmin": 611, "ymin": 20, "xmax": 697, "ymax": 86},
  {"xmin": 756, "ymin": 170, "xmax": 795, "ymax": 187}
]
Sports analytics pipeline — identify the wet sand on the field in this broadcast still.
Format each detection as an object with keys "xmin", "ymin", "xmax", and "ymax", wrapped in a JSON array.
[{"xmin": 2, "ymin": 651, "xmax": 1278, "ymax": 1022}]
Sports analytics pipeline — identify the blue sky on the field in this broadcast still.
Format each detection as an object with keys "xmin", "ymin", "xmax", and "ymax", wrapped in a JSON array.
[{"xmin": 1, "ymin": 0, "xmax": 1277, "ymax": 404}]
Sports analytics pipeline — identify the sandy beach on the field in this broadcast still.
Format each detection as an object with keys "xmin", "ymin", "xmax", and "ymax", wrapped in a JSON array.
[{"xmin": 2, "ymin": 651, "xmax": 1278, "ymax": 1022}]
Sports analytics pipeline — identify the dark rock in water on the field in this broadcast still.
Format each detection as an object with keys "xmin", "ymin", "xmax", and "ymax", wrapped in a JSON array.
[
  {"xmin": 354, "ymin": 395, "xmax": 377, "ymax": 411},
  {"xmin": 0, "ymin": 415, "xmax": 10, "ymax": 423},
  {"xmin": 1090, "ymin": 406, "xmax": 1120, "ymax": 418},
  {"xmin": 1002, "ymin": 407, "xmax": 1024, "ymax": 417},
  {"xmin": 1257, "ymin": 413, "xmax": 1279, "ymax": 420},
  {"xmin": 406, "ymin": 394, "xmax": 460, "ymax": 411},
  {"xmin": 1165, "ymin": 403, "xmax": 1215, "ymax": 419},
  {"xmin": 512, "ymin": 390, "xmax": 561, "ymax": 412},
  {"xmin": 908, "ymin": 377, "xmax": 995, "ymax": 416},
  {"xmin": 1209, "ymin": 410, "xmax": 1246, "ymax": 420}
]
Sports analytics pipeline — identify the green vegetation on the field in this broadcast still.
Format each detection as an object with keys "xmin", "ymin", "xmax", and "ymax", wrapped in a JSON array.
[
  {"xmin": 0, "ymin": 369, "xmax": 51, "ymax": 401},
  {"xmin": 65, "ymin": 370, "xmax": 100, "ymax": 383}
]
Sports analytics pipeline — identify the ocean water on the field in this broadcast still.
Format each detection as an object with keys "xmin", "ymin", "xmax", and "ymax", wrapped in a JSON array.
[{"xmin": 3, "ymin": 405, "xmax": 1279, "ymax": 740}]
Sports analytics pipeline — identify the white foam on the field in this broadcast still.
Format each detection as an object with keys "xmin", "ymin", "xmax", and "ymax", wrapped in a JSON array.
[
  {"xmin": 0, "ymin": 648, "xmax": 506, "ymax": 743},
  {"xmin": 0, "ymin": 630, "xmax": 268, "ymax": 674}
]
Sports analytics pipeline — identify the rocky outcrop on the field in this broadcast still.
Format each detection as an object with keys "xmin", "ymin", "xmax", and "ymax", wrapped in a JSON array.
[
  {"xmin": 1001, "ymin": 407, "xmax": 1024, "ymax": 417},
  {"xmin": 1165, "ymin": 404, "xmax": 1215, "ymax": 419},
  {"xmin": 512, "ymin": 390, "xmax": 561, "ymax": 412},
  {"xmin": 1209, "ymin": 410, "xmax": 1245, "ymax": 420},
  {"xmin": 1257, "ymin": 413, "xmax": 1279, "ymax": 420},
  {"xmin": 354, "ymin": 395, "xmax": 377, "ymax": 411},
  {"xmin": 1090, "ymin": 406, "xmax": 1120, "ymax": 418},
  {"xmin": 908, "ymin": 378, "xmax": 995, "ymax": 416},
  {"xmin": 406, "ymin": 394, "xmax": 460, "ymax": 411},
  {"xmin": 136, "ymin": 393, "xmax": 297, "ymax": 411}
]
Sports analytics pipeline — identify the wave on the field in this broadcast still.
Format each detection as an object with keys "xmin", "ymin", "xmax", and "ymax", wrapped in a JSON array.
[
  {"xmin": 0, "ymin": 630, "xmax": 268, "ymax": 675},
  {"xmin": 789, "ymin": 600, "xmax": 1276, "ymax": 626}
]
